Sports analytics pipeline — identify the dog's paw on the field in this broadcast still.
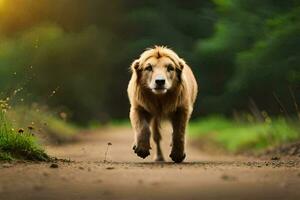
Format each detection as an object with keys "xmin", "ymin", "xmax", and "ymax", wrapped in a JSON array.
[
  {"xmin": 133, "ymin": 144, "xmax": 150, "ymax": 159},
  {"xmin": 169, "ymin": 150, "xmax": 186, "ymax": 163}
]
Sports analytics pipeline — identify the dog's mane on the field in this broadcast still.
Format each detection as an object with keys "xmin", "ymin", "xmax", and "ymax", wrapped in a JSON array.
[{"xmin": 138, "ymin": 46, "xmax": 182, "ymax": 68}]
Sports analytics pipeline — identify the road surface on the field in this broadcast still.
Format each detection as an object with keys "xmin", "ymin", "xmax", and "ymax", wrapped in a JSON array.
[{"xmin": 0, "ymin": 126, "xmax": 300, "ymax": 200}]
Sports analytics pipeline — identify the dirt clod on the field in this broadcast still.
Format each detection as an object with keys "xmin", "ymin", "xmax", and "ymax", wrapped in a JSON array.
[
  {"xmin": 50, "ymin": 163, "xmax": 59, "ymax": 168},
  {"xmin": 106, "ymin": 167, "xmax": 114, "ymax": 170},
  {"xmin": 221, "ymin": 174, "xmax": 237, "ymax": 181},
  {"xmin": 271, "ymin": 156, "xmax": 280, "ymax": 161}
]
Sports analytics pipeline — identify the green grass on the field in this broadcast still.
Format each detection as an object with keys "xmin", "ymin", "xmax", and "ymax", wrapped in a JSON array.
[
  {"xmin": 189, "ymin": 115, "xmax": 300, "ymax": 153},
  {"xmin": 0, "ymin": 110, "xmax": 49, "ymax": 161},
  {"xmin": 0, "ymin": 98, "xmax": 78, "ymax": 161},
  {"xmin": 7, "ymin": 106, "xmax": 79, "ymax": 144},
  {"xmin": 108, "ymin": 119, "xmax": 131, "ymax": 127}
]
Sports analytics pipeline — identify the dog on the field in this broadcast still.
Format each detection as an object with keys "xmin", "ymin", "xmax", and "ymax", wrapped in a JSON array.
[{"xmin": 127, "ymin": 46, "xmax": 198, "ymax": 163}]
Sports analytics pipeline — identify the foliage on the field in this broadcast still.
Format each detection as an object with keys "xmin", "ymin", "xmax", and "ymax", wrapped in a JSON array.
[
  {"xmin": 0, "ymin": 0, "xmax": 216, "ymax": 123},
  {"xmin": 108, "ymin": 119, "xmax": 131, "ymax": 127},
  {"xmin": 6, "ymin": 105, "xmax": 79, "ymax": 144},
  {"xmin": 0, "ymin": 0, "xmax": 299, "ymax": 123},
  {"xmin": 197, "ymin": 0, "xmax": 300, "ymax": 115},
  {"xmin": 189, "ymin": 116, "xmax": 300, "ymax": 152},
  {"xmin": 0, "ymin": 101, "xmax": 49, "ymax": 161}
]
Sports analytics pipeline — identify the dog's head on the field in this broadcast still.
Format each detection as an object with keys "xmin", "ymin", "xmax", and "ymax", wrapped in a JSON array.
[{"xmin": 130, "ymin": 46, "xmax": 185, "ymax": 95}]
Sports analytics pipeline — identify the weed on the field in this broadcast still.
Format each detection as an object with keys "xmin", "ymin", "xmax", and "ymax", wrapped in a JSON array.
[
  {"xmin": 104, "ymin": 142, "xmax": 112, "ymax": 162},
  {"xmin": 0, "ymin": 101, "xmax": 49, "ymax": 161}
]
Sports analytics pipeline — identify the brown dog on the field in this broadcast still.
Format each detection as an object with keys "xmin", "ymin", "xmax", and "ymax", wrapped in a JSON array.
[{"xmin": 127, "ymin": 46, "xmax": 198, "ymax": 163}]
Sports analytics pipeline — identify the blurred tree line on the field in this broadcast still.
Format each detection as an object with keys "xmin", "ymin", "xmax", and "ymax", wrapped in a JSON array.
[{"xmin": 0, "ymin": 0, "xmax": 299, "ymax": 123}]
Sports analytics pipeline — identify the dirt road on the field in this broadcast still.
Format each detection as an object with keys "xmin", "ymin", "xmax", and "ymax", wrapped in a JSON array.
[{"xmin": 1, "ymin": 127, "xmax": 300, "ymax": 200}]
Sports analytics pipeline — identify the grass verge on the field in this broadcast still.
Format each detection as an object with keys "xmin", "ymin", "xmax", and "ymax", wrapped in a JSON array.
[
  {"xmin": 0, "ymin": 109, "xmax": 49, "ymax": 161},
  {"xmin": 7, "ymin": 105, "xmax": 79, "ymax": 144},
  {"xmin": 108, "ymin": 119, "xmax": 131, "ymax": 127},
  {"xmin": 189, "ymin": 115, "xmax": 300, "ymax": 153}
]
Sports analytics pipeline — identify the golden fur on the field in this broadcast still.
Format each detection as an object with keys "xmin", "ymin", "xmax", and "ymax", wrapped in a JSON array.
[{"xmin": 127, "ymin": 46, "xmax": 198, "ymax": 163}]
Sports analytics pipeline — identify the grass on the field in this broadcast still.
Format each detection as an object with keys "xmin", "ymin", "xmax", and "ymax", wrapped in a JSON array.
[
  {"xmin": 189, "ymin": 115, "xmax": 300, "ymax": 153},
  {"xmin": 0, "ymin": 98, "xmax": 78, "ymax": 161},
  {"xmin": 108, "ymin": 119, "xmax": 131, "ymax": 127},
  {"xmin": 7, "ymin": 106, "xmax": 79, "ymax": 144},
  {"xmin": 0, "ymin": 108, "xmax": 49, "ymax": 161}
]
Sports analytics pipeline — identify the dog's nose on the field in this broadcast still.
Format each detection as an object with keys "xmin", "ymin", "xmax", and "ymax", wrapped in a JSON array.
[{"xmin": 155, "ymin": 78, "xmax": 165, "ymax": 86}]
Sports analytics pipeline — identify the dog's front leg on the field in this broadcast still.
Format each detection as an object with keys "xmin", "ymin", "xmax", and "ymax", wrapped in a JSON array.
[
  {"xmin": 130, "ymin": 106, "xmax": 152, "ymax": 159},
  {"xmin": 170, "ymin": 107, "xmax": 189, "ymax": 163}
]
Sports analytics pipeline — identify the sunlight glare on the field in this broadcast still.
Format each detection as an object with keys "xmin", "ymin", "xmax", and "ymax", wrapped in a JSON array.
[{"xmin": 0, "ymin": 0, "xmax": 5, "ymax": 9}]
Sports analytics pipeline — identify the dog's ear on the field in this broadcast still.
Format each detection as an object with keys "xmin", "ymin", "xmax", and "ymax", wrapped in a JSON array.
[
  {"xmin": 130, "ymin": 59, "xmax": 140, "ymax": 72},
  {"xmin": 176, "ymin": 59, "xmax": 185, "ymax": 81},
  {"xmin": 178, "ymin": 59, "xmax": 185, "ymax": 71}
]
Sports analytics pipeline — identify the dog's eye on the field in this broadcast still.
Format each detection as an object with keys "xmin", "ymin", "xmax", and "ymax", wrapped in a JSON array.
[
  {"xmin": 145, "ymin": 65, "xmax": 152, "ymax": 71},
  {"xmin": 167, "ymin": 64, "xmax": 174, "ymax": 72}
]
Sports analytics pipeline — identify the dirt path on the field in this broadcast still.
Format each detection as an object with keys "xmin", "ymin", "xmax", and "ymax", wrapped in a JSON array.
[{"xmin": 1, "ymin": 127, "xmax": 300, "ymax": 200}]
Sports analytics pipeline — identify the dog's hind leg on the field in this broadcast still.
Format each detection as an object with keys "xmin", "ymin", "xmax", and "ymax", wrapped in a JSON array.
[{"xmin": 151, "ymin": 118, "xmax": 164, "ymax": 162}]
